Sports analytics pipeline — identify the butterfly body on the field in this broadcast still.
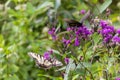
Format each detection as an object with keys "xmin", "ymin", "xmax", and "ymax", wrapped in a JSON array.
[
  {"xmin": 28, "ymin": 52, "xmax": 63, "ymax": 69},
  {"xmin": 64, "ymin": 18, "xmax": 83, "ymax": 27},
  {"xmin": 64, "ymin": 10, "xmax": 91, "ymax": 27}
]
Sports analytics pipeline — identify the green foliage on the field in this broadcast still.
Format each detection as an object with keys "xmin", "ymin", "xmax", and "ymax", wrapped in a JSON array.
[{"xmin": 0, "ymin": 0, "xmax": 120, "ymax": 80}]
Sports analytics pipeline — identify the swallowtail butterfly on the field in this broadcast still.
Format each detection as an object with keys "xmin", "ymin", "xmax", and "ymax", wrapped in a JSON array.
[
  {"xmin": 28, "ymin": 52, "xmax": 63, "ymax": 69},
  {"xmin": 64, "ymin": 10, "xmax": 91, "ymax": 27}
]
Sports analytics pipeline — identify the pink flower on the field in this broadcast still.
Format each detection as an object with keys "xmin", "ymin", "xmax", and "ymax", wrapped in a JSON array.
[
  {"xmin": 80, "ymin": 10, "xmax": 86, "ymax": 14},
  {"xmin": 116, "ymin": 77, "xmax": 120, "ymax": 80}
]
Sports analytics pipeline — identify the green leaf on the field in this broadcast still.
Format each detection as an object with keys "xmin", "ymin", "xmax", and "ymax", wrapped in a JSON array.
[
  {"xmin": 91, "ymin": 0, "xmax": 98, "ymax": 4},
  {"xmin": 55, "ymin": 66, "xmax": 66, "ymax": 71},
  {"xmin": 99, "ymin": 0, "xmax": 112, "ymax": 13},
  {"xmin": 9, "ymin": 64, "xmax": 19, "ymax": 73},
  {"xmin": 4, "ymin": 74, "xmax": 19, "ymax": 80},
  {"xmin": 55, "ymin": 0, "xmax": 61, "ymax": 10},
  {"xmin": 76, "ymin": 62, "xmax": 91, "ymax": 69},
  {"xmin": 92, "ymin": 32, "xmax": 101, "ymax": 45},
  {"xmin": 56, "ymin": 63, "xmax": 76, "ymax": 72},
  {"xmin": 38, "ymin": 74, "xmax": 62, "ymax": 80},
  {"xmin": 94, "ymin": 0, "xmax": 112, "ymax": 15},
  {"xmin": 0, "ymin": 34, "xmax": 4, "ymax": 47},
  {"xmin": 64, "ymin": 59, "xmax": 74, "ymax": 80},
  {"xmin": 72, "ymin": 74, "xmax": 79, "ymax": 80},
  {"xmin": 29, "ymin": 1, "xmax": 54, "ymax": 21},
  {"xmin": 26, "ymin": 2, "xmax": 35, "ymax": 15}
]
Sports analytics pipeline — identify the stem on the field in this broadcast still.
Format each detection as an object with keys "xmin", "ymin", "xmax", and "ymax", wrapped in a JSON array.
[
  {"xmin": 81, "ymin": 47, "xmax": 86, "ymax": 61},
  {"xmin": 79, "ymin": 61, "xmax": 94, "ymax": 80},
  {"xmin": 57, "ymin": 31, "xmax": 71, "ymax": 37},
  {"xmin": 104, "ymin": 70, "xmax": 108, "ymax": 80}
]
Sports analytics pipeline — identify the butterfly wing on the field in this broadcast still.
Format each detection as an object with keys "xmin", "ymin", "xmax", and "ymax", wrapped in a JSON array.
[
  {"xmin": 28, "ymin": 52, "xmax": 52, "ymax": 69},
  {"xmin": 64, "ymin": 18, "xmax": 82, "ymax": 27},
  {"xmin": 50, "ymin": 58, "xmax": 63, "ymax": 67},
  {"xmin": 28, "ymin": 52, "xmax": 63, "ymax": 69}
]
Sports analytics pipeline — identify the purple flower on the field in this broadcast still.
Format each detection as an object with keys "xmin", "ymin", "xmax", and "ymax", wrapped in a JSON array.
[
  {"xmin": 112, "ymin": 36, "xmax": 120, "ymax": 44},
  {"xmin": 98, "ymin": 21, "xmax": 116, "ymax": 44},
  {"xmin": 67, "ymin": 27, "xmax": 73, "ymax": 31},
  {"xmin": 106, "ymin": 25, "xmax": 115, "ymax": 32},
  {"xmin": 51, "ymin": 35, "xmax": 57, "ymax": 40},
  {"xmin": 48, "ymin": 28, "xmax": 55, "ymax": 35},
  {"xmin": 43, "ymin": 52, "xmax": 50, "ymax": 60},
  {"xmin": 117, "ymin": 29, "xmax": 120, "ymax": 34},
  {"xmin": 99, "ymin": 20, "xmax": 115, "ymax": 32},
  {"xmin": 64, "ymin": 58, "xmax": 69, "ymax": 64},
  {"xmin": 62, "ymin": 38, "xmax": 71, "ymax": 46},
  {"xmin": 80, "ymin": 10, "xmax": 86, "ymax": 14},
  {"xmin": 101, "ymin": 28, "xmax": 113, "ymax": 37},
  {"xmin": 66, "ymin": 40, "xmax": 71, "ymax": 45},
  {"xmin": 75, "ymin": 26, "xmax": 91, "ymax": 38},
  {"xmin": 48, "ymin": 49, "xmax": 53, "ymax": 54},
  {"xmin": 103, "ymin": 35, "xmax": 112, "ymax": 43},
  {"xmin": 48, "ymin": 28, "xmax": 57, "ymax": 40},
  {"xmin": 100, "ymin": 20, "xmax": 108, "ymax": 28},
  {"xmin": 74, "ymin": 37, "xmax": 80, "ymax": 46},
  {"xmin": 115, "ymin": 77, "xmax": 120, "ymax": 80}
]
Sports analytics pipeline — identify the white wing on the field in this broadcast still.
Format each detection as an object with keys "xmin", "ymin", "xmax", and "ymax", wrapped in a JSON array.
[{"xmin": 28, "ymin": 52, "xmax": 63, "ymax": 69}]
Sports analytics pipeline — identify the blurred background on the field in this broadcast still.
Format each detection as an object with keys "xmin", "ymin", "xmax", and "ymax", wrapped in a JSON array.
[{"xmin": 0, "ymin": 0, "xmax": 120, "ymax": 80}]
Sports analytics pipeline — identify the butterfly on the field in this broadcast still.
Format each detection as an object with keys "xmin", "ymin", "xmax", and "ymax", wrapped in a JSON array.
[
  {"xmin": 64, "ymin": 10, "xmax": 91, "ymax": 27},
  {"xmin": 64, "ymin": 18, "xmax": 83, "ymax": 27},
  {"xmin": 28, "ymin": 52, "xmax": 63, "ymax": 69}
]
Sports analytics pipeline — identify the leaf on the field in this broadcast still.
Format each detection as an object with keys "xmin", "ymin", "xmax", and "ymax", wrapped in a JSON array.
[
  {"xmin": 76, "ymin": 62, "xmax": 92, "ymax": 69},
  {"xmin": 55, "ymin": 63, "xmax": 76, "ymax": 72},
  {"xmin": 0, "ymin": 53, "xmax": 5, "ymax": 63},
  {"xmin": 0, "ymin": 34, "xmax": 5, "ymax": 47},
  {"xmin": 38, "ymin": 74, "xmax": 53, "ymax": 79},
  {"xmin": 99, "ymin": 0, "xmax": 112, "ymax": 13},
  {"xmin": 92, "ymin": 32, "xmax": 101, "ymax": 45},
  {"xmin": 64, "ymin": 59, "xmax": 74, "ymax": 80},
  {"xmin": 36, "ymin": 1, "xmax": 53, "ymax": 10},
  {"xmin": 26, "ymin": 2, "xmax": 35, "ymax": 15},
  {"xmin": 55, "ymin": 66, "xmax": 66, "ymax": 71},
  {"xmin": 72, "ymin": 74, "xmax": 79, "ymax": 80},
  {"xmin": 35, "ymin": 1, "xmax": 53, "ymax": 14},
  {"xmin": 29, "ymin": 1, "xmax": 54, "ymax": 21},
  {"xmin": 55, "ymin": 0, "xmax": 61, "ymax": 10},
  {"xmin": 38, "ymin": 74, "xmax": 62, "ymax": 80},
  {"xmin": 93, "ymin": 0, "xmax": 112, "ymax": 15},
  {"xmin": 9, "ymin": 64, "xmax": 19, "ymax": 73},
  {"xmin": 4, "ymin": 74, "xmax": 19, "ymax": 80}
]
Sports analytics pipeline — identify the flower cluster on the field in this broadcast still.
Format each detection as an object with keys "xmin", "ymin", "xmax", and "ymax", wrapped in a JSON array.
[
  {"xmin": 98, "ymin": 20, "xmax": 120, "ymax": 45},
  {"xmin": 49, "ymin": 25, "xmax": 92, "ymax": 47},
  {"xmin": 63, "ymin": 26, "xmax": 91, "ymax": 47},
  {"xmin": 48, "ymin": 19, "xmax": 120, "ymax": 47},
  {"xmin": 98, "ymin": 20, "xmax": 115, "ymax": 43},
  {"xmin": 75, "ymin": 26, "xmax": 92, "ymax": 39},
  {"xmin": 112, "ymin": 29, "xmax": 120, "ymax": 45}
]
